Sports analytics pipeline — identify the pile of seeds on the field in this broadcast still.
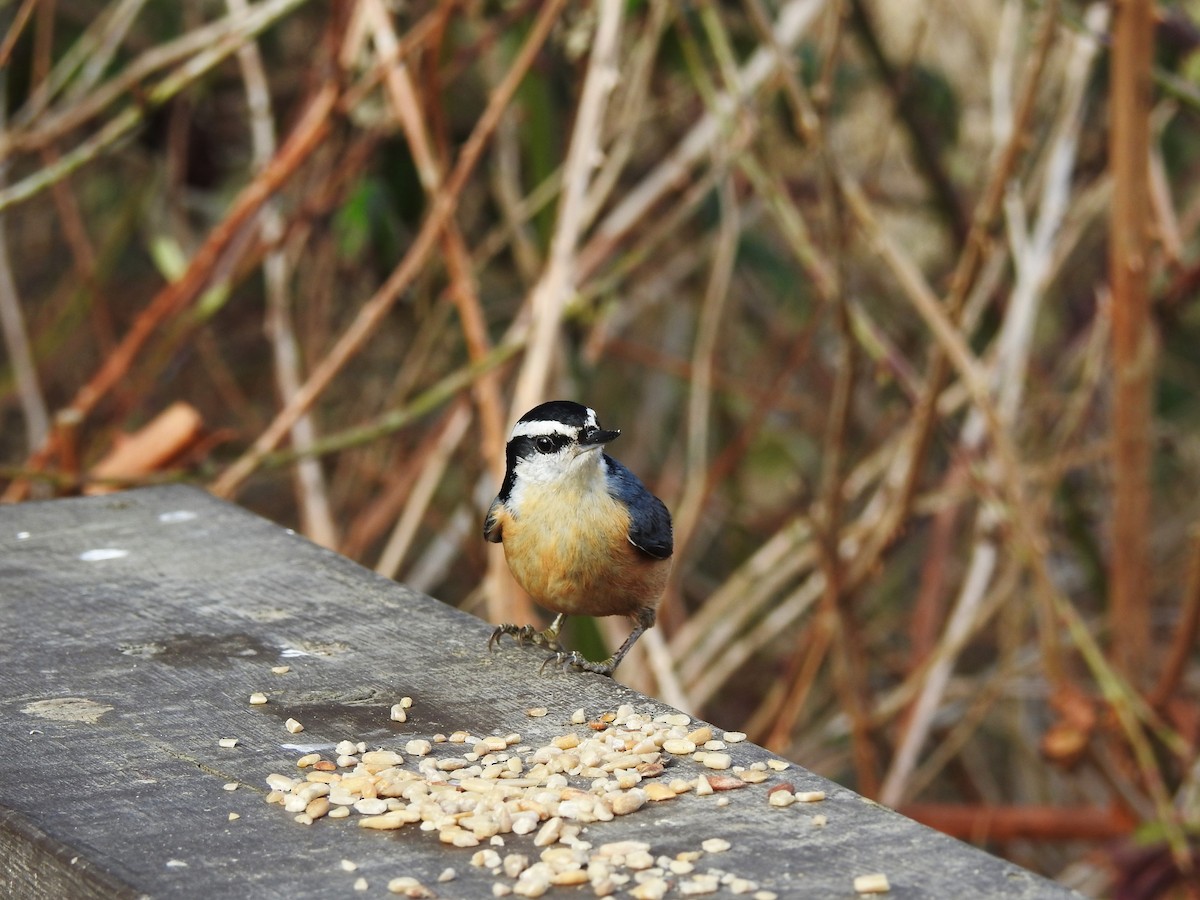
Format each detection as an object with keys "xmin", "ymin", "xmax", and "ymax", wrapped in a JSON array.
[{"xmin": 251, "ymin": 702, "xmax": 859, "ymax": 898}]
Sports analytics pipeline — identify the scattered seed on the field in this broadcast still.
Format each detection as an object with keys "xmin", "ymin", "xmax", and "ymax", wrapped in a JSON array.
[
  {"xmin": 218, "ymin": 737, "xmax": 239, "ymax": 748},
  {"xmin": 354, "ymin": 877, "xmax": 368, "ymax": 891},
  {"xmin": 306, "ymin": 797, "xmax": 331, "ymax": 819},
  {"xmin": 284, "ymin": 718, "xmax": 304, "ymax": 734},
  {"xmin": 252, "ymin": 701, "xmax": 805, "ymax": 897},
  {"xmin": 438, "ymin": 868, "xmax": 456, "ymax": 883},
  {"xmin": 359, "ymin": 811, "xmax": 409, "ymax": 830},
  {"xmin": 228, "ymin": 812, "xmax": 240, "ymax": 821},
  {"xmin": 271, "ymin": 665, "xmax": 290, "ymax": 675},
  {"xmin": 503, "ymin": 853, "xmax": 529, "ymax": 877},
  {"xmin": 513, "ymin": 868, "xmax": 551, "ymax": 897},
  {"xmin": 679, "ymin": 874, "xmax": 721, "ymax": 895},
  {"xmin": 662, "ymin": 738, "xmax": 696, "ymax": 755},
  {"xmin": 687, "ymin": 726, "xmax": 713, "ymax": 745},
  {"xmin": 854, "ymin": 873, "xmax": 891, "ymax": 894},
  {"xmin": 363, "ymin": 749, "xmax": 404, "ymax": 767},
  {"xmin": 766, "ymin": 759, "xmax": 790, "ymax": 771},
  {"xmin": 354, "ymin": 798, "xmax": 388, "ymax": 815},
  {"xmin": 630, "ymin": 877, "xmax": 668, "ymax": 899},
  {"xmin": 796, "ymin": 790, "xmax": 826, "ymax": 803},
  {"xmin": 223, "ymin": 782, "xmax": 239, "ymax": 791},
  {"xmin": 391, "ymin": 704, "xmax": 408, "ymax": 723},
  {"xmin": 644, "ymin": 783, "xmax": 677, "ymax": 802},
  {"xmin": 341, "ymin": 860, "xmax": 358, "ymax": 872},
  {"xmin": 533, "ymin": 816, "xmax": 562, "ymax": 847},
  {"xmin": 388, "ymin": 876, "xmax": 435, "ymax": 897},
  {"xmin": 700, "ymin": 752, "xmax": 732, "ymax": 770},
  {"xmin": 811, "ymin": 814, "xmax": 827, "ymax": 827},
  {"xmin": 706, "ymin": 774, "xmax": 748, "ymax": 791},
  {"xmin": 609, "ymin": 789, "xmax": 647, "ymax": 816},
  {"xmin": 249, "ymin": 693, "xmax": 268, "ymax": 705},
  {"xmin": 472, "ymin": 849, "xmax": 502, "ymax": 869}
]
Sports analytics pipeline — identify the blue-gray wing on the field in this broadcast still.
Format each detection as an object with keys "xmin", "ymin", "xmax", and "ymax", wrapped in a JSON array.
[{"xmin": 605, "ymin": 456, "xmax": 673, "ymax": 560}]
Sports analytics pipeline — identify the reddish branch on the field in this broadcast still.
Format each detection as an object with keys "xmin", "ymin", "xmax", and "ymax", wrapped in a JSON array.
[
  {"xmin": 2, "ymin": 83, "xmax": 339, "ymax": 502},
  {"xmin": 901, "ymin": 803, "xmax": 1136, "ymax": 843},
  {"xmin": 1108, "ymin": 0, "xmax": 1157, "ymax": 679}
]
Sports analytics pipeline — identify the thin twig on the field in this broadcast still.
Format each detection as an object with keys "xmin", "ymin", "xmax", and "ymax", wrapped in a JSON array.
[
  {"xmin": 375, "ymin": 403, "xmax": 472, "ymax": 579},
  {"xmin": 578, "ymin": 0, "xmax": 828, "ymax": 280},
  {"xmin": 672, "ymin": 175, "xmax": 739, "ymax": 556},
  {"xmin": 0, "ymin": 85, "xmax": 51, "ymax": 457},
  {"xmin": 230, "ymin": 0, "xmax": 338, "ymax": 548},
  {"xmin": 212, "ymin": 0, "xmax": 569, "ymax": 498},
  {"xmin": 880, "ymin": 7, "xmax": 1102, "ymax": 806},
  {"xmin": 0, "ymin": 0, "xmax": 313, "ymax": 208},
  {"xmin": 509, "ymin": 0, "xmax": 625, "ymax": 416},
  {"xmin": 1150, "ymin": 527, "xmax": 1200, "ymax": 710},
  {"xmin": 1108, "ymin": 0, "xmax": 1156, "ymax": 679}
]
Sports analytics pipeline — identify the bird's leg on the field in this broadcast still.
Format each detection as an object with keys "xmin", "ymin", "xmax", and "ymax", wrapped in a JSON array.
[
  {"xmin": 546, "ymin": 606, "xmax": 657, "ymax": 677},
  {"xmin": 489, "ymin": 613, "xmax": 567, "ymax": 653}
]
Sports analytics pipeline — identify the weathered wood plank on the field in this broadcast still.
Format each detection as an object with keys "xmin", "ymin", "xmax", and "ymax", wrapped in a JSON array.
[{"xmin": 0, "ymin": 486, "xmax": 1078, "ymax": 898}]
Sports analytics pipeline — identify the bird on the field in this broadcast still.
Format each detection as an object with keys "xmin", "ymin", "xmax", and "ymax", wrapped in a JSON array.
[{"xmin": 484, "ymin": 400, "xmax": 673, "ymax": 676}]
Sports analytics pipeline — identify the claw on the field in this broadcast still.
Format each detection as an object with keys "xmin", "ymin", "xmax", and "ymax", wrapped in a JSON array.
[
  {"xmin": 489, "ymin": 615, "xmax": 567, "ymax": 654},
  {"xmin": 491, "ymin": 609, "xmax": 652, "ymax": 678},
  {"xmin": 541, "ymin": 649, "xmax": 616, "ymax": 677},
  {"xmin": 489, "ymin": 623, "xmax": 539, "ymax": 650}
]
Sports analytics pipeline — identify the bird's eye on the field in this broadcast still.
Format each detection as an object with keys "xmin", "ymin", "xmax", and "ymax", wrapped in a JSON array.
[{"xmin": 534, "ymin": 436, "xmax": 556, "ymax": 453}]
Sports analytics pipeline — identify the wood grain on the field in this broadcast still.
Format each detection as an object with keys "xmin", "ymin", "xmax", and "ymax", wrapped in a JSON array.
[{"xmin": 0, "ymin": 486, "xmax": 1079, "ymax": 898}]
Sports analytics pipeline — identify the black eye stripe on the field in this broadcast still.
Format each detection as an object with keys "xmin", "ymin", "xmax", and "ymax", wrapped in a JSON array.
[
  {"xmin": 508, "ymin": 433, "xmax": 572, "ymax": 461},
  {"xmin": 535, "ymin": 434, "xmax": 570, "ymax": 453}
]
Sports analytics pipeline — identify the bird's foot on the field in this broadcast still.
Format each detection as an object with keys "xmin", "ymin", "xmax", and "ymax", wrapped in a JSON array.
[
  {"xmin": 540, "ymin": 649, "xmax": 615, "ymax": 678},
  {"xmin": 489, "ymin": 623, "xmax": 564, "ymax": 653}
]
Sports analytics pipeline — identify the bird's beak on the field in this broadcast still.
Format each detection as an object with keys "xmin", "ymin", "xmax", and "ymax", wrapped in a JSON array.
[{"xmin": 579, "ymin": 427, "xmax": 620, "ymax": 448}]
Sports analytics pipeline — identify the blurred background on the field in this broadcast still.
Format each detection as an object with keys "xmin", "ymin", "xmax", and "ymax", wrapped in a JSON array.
[{"xmin": 2, "ymin": 0, "xmax": 1199, "ymax": 894}]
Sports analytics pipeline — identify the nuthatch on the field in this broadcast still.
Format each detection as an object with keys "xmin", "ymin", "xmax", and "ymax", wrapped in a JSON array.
[{"xmin": 485, "ymin": 401, "xmax": 673, "ymax": 676}]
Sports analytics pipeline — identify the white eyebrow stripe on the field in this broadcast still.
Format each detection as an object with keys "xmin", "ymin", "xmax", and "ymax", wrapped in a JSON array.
[
  {"xmin": 584, "ymin": 407, "xmax": 598, "ymax": 429},
  {"xmin": 510, "ymin": 420, "xmax": 579, "ymax": 439}
]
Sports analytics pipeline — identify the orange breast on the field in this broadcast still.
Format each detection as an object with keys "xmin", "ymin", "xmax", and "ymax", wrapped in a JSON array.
[{"xmin": 496, "ymin": 483, "xmax": 670, "ymax": 618}]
